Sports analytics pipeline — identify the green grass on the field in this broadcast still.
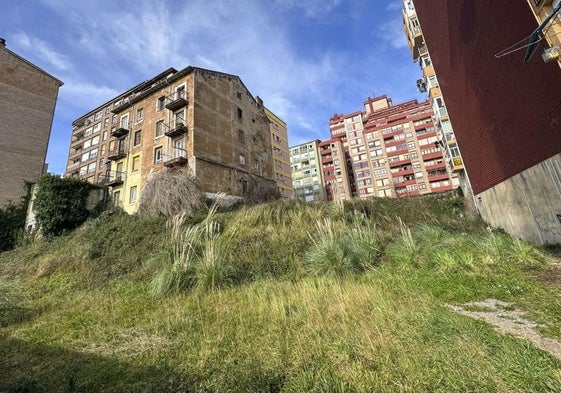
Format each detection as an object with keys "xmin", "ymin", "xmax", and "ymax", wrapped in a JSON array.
[{"xmin": 1, "ymin": 191, "xmax": 561, "ymax": 392}]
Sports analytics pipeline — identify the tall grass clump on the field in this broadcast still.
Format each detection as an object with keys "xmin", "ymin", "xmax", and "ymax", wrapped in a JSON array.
[
  {"xmin": 148, "ymin": 199, "xmax": 234, "ymax": 296},
  {"xmin": 305, "ymin": 217, "xmax": 381, "ymax": 277},
  {"xmin": 383, "ymin": 222, "xmax": 547, "ymax": 275}
]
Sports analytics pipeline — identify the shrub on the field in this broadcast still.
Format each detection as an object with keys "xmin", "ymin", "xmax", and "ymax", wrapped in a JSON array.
[
  {"xmin": 138, "ymin": 167, "xmax": 206, "ymax": 217},
  {"xmin": 34, "ymin": 175, "xmax": 97, "ymax": 237}
]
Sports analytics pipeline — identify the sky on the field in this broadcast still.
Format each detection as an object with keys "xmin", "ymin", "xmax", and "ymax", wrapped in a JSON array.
[{"xmin": 2, "ymin": 0, "xmax": 425, "ymax": 175}]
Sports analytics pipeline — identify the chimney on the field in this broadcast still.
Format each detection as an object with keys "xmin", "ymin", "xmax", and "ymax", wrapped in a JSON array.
[{"xmin": 0, "ymin": 38, "xmax": 5, "ymax": 48}]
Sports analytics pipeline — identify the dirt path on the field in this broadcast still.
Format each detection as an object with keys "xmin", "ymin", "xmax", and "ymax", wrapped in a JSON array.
[{"xmin": 448, "ymin": 299, "xmax": 561, "ymax": 360}]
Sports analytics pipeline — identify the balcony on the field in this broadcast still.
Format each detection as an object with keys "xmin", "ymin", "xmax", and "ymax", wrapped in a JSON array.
[
  {"xmin": 450, "ymin": 157, "xmax": 464, "ymax": 173},
  {"xmin": 164, "ymin": 149, "xmax": 188, "ymax": 167},
  {"xmin": 389, "ymin": 157, "xmax": 412, "ymax": 168},
  {"xmin": 422, "ymin": 151, "xmax": 443, "ymax": 161},
  {"xmin": 165, "ymin": 122, "xmax": 188, "ymax": 138},
  {"xmin": 424, "ymin": 162, "xmax": 447, "ymax": 172},
  {"xmin": 165, "ymin": 90, "xmax": 189, "ymax": 111},
  {"xmin": 107, "ymin": 147, "xmax": 127, "ymax": 161},
  {"xmin": 98, "ymin": 171, "xmax": 125, "ymax": 187},
  {"xmin": 427, "ymin": 173, "xmax": 450, "ymax": 182},
  {"xmin": 393, "ymin": 178, "xmax": 417, "ymax": 188},
  {"xmin": 392, "ymin": 168, "xmax": 414, "ymax": 178},
  {"xmin": 111, "ymin": 122, "xmax": 130, "ymax": 138}
]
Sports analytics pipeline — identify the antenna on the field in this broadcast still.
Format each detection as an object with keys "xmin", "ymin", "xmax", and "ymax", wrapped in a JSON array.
[{"xmin": 524, "ymin": 2, "xmax": 561, "ymax": 62}]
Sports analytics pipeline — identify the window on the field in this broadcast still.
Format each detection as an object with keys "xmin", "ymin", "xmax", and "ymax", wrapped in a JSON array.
[
  {"xmin": 113, "ymin": 191, "xmax": 121, "ymax": 207},
  {"xmin": 104, "ymin": 118, "xmax": 109, "ymax": 128},
  {"xmin": 174, "ymin": 110, "xmax": 185, "ymax": 126},
  {"xmin": 92, "ymin": 136, "xmax": 99, "ymax": 145},
  {"xmin": 129, "ymin": 186, "xmax": 137, "ymax": 203},
  {"xmin": 237, "ymin": 91, "xmax": 242, "ymax": 100},
  {"xmin": 173, "ymin": 139, "xmax": 184, "ymax": 158},
  {"xmin": 120, "ymin": 114, "xmax": 129, "ymax": 129},
  {"xmin": 175, "ymin": 84, "xmax": 186, "ymax": 99},
  {"xmin": 155, "ymin": 121, "xmax": 164, "ymax": 137},
  {"xmin": 154, "ymin": 147, "xmax": 163, "ymax": 163},
  {"xmin": 136, "ymin": 108, "xmax": 143, "ymax": 122},
  {"xmin": 239, "ymin": 153, "xmax": 246, "ymax": 165},
  {"xmin": 237, "ymin": 107, "xmax": 243, "ymax": 119},
  {"xmin": 132, "ymin": 155, "xmax": 140, "ymax": 171},
  {"xmin": 238, "ymin": 129, "xmax": 244, "ymax": 142},
  {"xmin": 134, "ymin": 130, "xmax": 141, "ymax": 146},
  {"xmin": 156, "ymin": 96, "xmax": 165, "ymax": 111}
]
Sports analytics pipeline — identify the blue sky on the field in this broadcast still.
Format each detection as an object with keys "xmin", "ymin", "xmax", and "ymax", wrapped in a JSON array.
[{"xmin": 2, "ymin": 0, "xmax": 425, "ymax": 175}]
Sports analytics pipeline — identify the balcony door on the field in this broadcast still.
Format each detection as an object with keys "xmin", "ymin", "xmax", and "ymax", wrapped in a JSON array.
[{"xmin": 173, "ymin": 138, "xmax": 185, "ymax": 158}]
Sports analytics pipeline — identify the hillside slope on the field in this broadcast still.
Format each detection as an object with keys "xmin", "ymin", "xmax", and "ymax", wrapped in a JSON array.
[{"xmin": 2, "ymin": 193, "xmax": 561, "ymax": 392}]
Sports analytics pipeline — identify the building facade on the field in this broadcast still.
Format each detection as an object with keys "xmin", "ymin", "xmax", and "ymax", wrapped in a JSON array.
[
  {"xmin": 321, "ymin": 95, "xmax": 453, "ymax": 201},
  {"xmin": 0, "ymin": 38, "xmax": 63, "ymax": 207},
  {"xmin": 290, "ymin": 140, "xmax": 325, "ymax": 202},
  {"xmin": 402, "ymin": 0, "xmax": 466, "ymax": 193},
  {"xmin": 412, "ymin": 0, "xmax": 561, "ymax": 243},
  {"xmin": 265, "ymin": 107, "xmax": 293, "ymax": 198},
  {"xmin": 526, "ymin": 0, "xmax": 561, "ymax": 66},
  {"xmin": 66, "ymin": 67, "xmax": 279, "ymax": 213}
]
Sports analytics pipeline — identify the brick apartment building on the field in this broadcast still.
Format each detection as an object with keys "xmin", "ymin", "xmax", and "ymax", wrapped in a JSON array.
[
  {"xmin": 320, "ymin": 95, "xmax": 453, "ymax": 200},
  {"xmin": 0, "ymin": 38, "xmax": 63, "ymax": 207},
  {"xmin": 66, "ymin": 67, "xmax": 286, "ymax": 213},
  {"xmin": 411, "ymin": 0, "xmax": 561, "ymax": 243},
  {"xmin": 402, "ymin": 0, "xmax": 465, "ymax": 193}
]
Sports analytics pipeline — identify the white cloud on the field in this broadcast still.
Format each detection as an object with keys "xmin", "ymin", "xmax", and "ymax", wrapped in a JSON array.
[
  {"xmin": 376, "ymin": 17, "xmax": 408, "ymax": 49},
  {"xmin": 274, "ymin": 0, "xmax": 343, "ymax": 18},
  {"xmin": 11, "ymin": 32, "xmax": 71, "ymax": 71},
  {"xmin": 386, "ymin": 1, "xmax": 403, "ymax": 11},
  {"xmin": 58, "ymin": 79, "xmax": 119, "ymax": 111}
]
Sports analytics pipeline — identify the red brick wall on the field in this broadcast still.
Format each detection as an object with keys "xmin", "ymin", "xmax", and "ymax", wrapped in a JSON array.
[{"xmin": 414, "ymin": 0, "xmax": 561, "ymax": 194}]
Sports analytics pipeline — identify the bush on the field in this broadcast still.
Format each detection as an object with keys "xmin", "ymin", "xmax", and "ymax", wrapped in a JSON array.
[
  {"xmin": 34, "ymin": 175, "xmax": 97, "ymax": 237},
  {"xmin": 138, "ymin": 167, "xmax": 206, "ymax": 217},
  {"xmin": 0, "ymin": 184, "xmax": 31, "ymax": 252}
]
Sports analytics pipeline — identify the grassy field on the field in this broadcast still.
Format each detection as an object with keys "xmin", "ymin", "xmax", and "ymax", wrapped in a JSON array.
[{"xmin": 2, "ymin": 192, "xmax": 561, "ymax": 392}]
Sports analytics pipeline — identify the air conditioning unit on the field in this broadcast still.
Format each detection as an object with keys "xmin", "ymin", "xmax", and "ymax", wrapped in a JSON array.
[
  {"xmin": 416, "ymin": 79, "xmax": 427, "ymax": 93},
  {"xmin": 542, "ymin": 46, "xmax": 561, "ymax": 62}
]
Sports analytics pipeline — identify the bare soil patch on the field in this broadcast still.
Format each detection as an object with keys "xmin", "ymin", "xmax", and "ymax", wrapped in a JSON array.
[{"xmin": 448, "ymin": 299, "xmax": 561, "ymax": 360}]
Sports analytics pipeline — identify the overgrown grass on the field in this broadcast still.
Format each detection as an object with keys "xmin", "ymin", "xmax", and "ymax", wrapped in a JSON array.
[{"xmin": 1, "ymin": 191, "xmax": 561, "ymax": 392}]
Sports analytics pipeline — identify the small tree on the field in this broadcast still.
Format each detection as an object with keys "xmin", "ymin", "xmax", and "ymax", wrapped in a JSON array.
[
  {"xmin": 34, "ymin": 175, "xmax": 97, "ymax": 237},
  {"xmin": 138, "ymin": 167, "xmax": 206, "ymax": 217}
]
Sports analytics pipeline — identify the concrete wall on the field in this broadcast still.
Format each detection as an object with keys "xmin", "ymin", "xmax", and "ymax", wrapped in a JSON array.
[{"xmin": 476, "ymin": 154, "xmax": 561, "ymax": 244}]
